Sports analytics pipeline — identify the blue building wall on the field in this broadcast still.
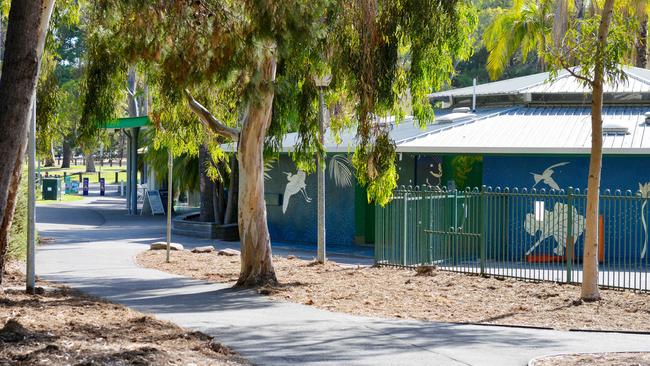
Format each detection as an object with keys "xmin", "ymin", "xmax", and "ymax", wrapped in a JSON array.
[
  {"xmin": 482, "ymin": 155, "xmax": 650, "ymax": 264},
  {"xmin": 264, "ymin": 154, "xmax": 356, "ymax": 246}
]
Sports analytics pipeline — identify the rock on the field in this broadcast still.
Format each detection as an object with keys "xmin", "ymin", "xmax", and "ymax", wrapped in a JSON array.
[
  {"xmin": 217, "ymin": 248, "xmax": 240, "ymax": 256},
  {"xmin": 149, "ymin": 242, "xmax": 184, "ymax": 251},
  {"xmin": 191, "ymin": 246, "xmax": 215, "ymax": 253},
  {"xmin": 287, "ymin": 255, "xmax": 297, "ymax": 260}
]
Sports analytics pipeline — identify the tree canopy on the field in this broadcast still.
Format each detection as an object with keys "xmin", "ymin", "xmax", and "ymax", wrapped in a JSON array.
[{"xmin": 82, "ymin": 0, "xmax": 477, "ymax": 204}]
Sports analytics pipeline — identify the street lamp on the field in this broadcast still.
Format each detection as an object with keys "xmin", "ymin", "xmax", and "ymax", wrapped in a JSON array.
[{"xmin": 313, "ymin": 74, "xmax": 331, "ymax": 264}]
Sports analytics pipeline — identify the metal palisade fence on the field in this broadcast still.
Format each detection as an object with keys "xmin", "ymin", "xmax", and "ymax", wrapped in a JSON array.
[{"xmin": 375, "ymin": 185, "xmax": 650, "ymax": 291}]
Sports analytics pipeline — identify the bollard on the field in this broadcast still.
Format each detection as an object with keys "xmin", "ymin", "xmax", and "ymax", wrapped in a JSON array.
[
  {"xmin": 99, "ymin": 178, "xmax": 105, "ymax": 196},
  {"xmin": 114, "ymin": 171, "xmax": 119, "ymax": 183}
]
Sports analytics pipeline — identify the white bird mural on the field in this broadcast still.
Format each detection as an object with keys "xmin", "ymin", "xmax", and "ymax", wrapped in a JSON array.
[
  {"xmin": 524, "ymin": 202, "xmax": 585, "ymax": 256},
  {"xmin": 530, "ymin": 162, "xmax": 569, "ymax": 190},
  {"xmin": 282, "ymin": 170, "xmax": 311, "ymax": 214}
]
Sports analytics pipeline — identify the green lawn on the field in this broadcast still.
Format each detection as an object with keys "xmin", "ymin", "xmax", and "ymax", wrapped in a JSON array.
[
  {"xmin": 37, "ymin": 193, "xmax": 85, "ymax": 204},
  {"xmin": 40, "ymin": 165, "xmax": 138, "ymax": 183}
]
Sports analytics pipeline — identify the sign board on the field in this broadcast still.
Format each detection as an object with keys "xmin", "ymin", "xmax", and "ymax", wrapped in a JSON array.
[
  {"xmin": 82, "ymin": 178, "xmax": 89, "ymax": 196},
  {"xmin": 142, "ymin": 190, "xmax": 165, "ymax": 216},
  {"xmin": 64, "ymin": 176, "xmax": 72, "ymax": 194},
  {"xmin": 70, "ymin": 181, "xmax": 79, "ymax": 193}
]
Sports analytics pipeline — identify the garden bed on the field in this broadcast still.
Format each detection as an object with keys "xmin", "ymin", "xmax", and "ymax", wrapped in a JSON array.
[
  {"xmin": 137, "ymin": 250, "xmax": 650, "ymax": 332},
  {"xmin": 0, "ymin": 262, "xmax": 249, "ymax": 366},
  {"xmin": 530, "ymin": 352, "xmax": 650, "ymax": 365}
]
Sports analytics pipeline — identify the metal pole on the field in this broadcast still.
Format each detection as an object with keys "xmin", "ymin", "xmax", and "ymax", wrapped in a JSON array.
[
  {"xmin": 27, "ymin": 99, "xmax": 36, "ymax": 294},
  {"xmin": 317, "ymin": 87, "xmax": 326, "ymax": 263},
  {"xmin": 472, "ymin": 78, "xmax": 477, "ymax": 112},
  {"xmin": 166, "ymin": 150, "xmax": 173, "ymax": 263}
]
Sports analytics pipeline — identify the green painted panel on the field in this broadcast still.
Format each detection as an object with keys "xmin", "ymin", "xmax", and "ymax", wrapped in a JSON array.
[{"xmin": 102, "ymin": 116, "xmax": 150, "ymax": 129}]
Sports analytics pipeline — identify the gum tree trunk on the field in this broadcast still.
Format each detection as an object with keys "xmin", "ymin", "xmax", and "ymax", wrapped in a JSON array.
[
  {"xmin": 581, "ymin": 0, "xmax": 615, "ymax": 301},
  {"xmin": 236, "ymin": 45, "xmax": 277, "ymax": 287},
  {"xmin": 85, "ymin": 152, "xmax": 96, "ymax": 173},
  {"xmin": 199, "ymin": 144, "xmax": 216, "ymax": 222},
  {"xmin": 61, "ymin": 140, "xmax": 72, "ymax": 168},
  {"xmin": 636, "ymin": 13, "xmax": 648, "ymax": 68},
  {"xmin": 0, "ymin": 0, "xmax": 56, "ymax": 285}
]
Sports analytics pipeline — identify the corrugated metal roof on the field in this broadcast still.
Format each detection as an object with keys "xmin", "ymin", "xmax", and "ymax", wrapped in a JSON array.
[
  {"xmin": 398, "ymin": 106, "xmax": 650, "ymax": 154},
  {"xmin": 430, "ymin": 72, "xmax": 553, "ymax": 98},
  {"xmin": 269, "ymin": 107, "xmax": 513, "ymax": 153},
  {"xmin": 431, "ymin": 66, "xmax": 650, "ymax": 98},
  {"xmin": 526, "ymin": 73, "xmax": 650, "ymax": 94}
]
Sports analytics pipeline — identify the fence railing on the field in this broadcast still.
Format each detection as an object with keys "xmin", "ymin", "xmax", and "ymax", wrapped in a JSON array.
[{"xmin": 375, "ymin": 186, "xmax": 650, "ymax": 291}]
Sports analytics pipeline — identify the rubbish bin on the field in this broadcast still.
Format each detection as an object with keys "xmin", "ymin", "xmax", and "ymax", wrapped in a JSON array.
[{"xmin": 42, "ymin": 178, "xmax": 62, "ymax": 200}]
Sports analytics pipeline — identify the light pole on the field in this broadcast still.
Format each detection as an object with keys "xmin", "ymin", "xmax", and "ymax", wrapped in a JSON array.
[
  {"xmin": 27, "ymin": 99, "xmax": 36, "ymax": 294},
  {"xmin": 166, "ymin": 149, "xmax": 173, "ymax": 263},
  {"xmin": 314, "ymin": 74, "xmax": 331, "ymax": 264}
]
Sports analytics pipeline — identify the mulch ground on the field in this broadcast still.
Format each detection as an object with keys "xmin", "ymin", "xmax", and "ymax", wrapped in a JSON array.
[
  {"xmin": 138, "ymin": 249, "xmax": 650, "ymax": 332},
  {"xmin": 0, "ymin": 261, "xmax": 249, "ymax": 366},
  {"xmin": 530, "ymin": 352, "xmax": 650, "ymax": 365}
]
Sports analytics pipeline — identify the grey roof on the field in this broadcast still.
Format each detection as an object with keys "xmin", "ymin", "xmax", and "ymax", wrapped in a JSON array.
[
  {"xmin": 398, "ymin": 106, "xmax": 650, "ymax": 155},
  {"xmin": 430, "ymin": 66, "xmax": 650, "ymax": 99},
  {"xmin": 271, "ymin": 107, "xmax": 513, "ymax": 153}
]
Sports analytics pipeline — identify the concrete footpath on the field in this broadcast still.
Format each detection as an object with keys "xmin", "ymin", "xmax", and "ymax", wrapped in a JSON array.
[{"xmin": 35, "ymin": 196, "xmax": 650, "ymax": 366}]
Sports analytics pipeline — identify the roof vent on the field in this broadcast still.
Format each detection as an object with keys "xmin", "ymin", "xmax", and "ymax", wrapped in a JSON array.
[
  {"xmin": 644, "ymin": 112, "xmax": 650, "ymax": 125},
  {"xmin": 437, "ymin": 112, "xmax": 476, "ymax": 124},
  {"xmin": 452, "ymin": 107, "xmax": 471, "ymax": 113},
  {"xmin": 603, "ymin": 123, "xmax": 630, "ymax": 135}
]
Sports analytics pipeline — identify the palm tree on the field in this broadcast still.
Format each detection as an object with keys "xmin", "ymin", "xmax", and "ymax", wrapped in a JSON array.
[{"xmin": 483, "ymin": 0, "xmax": 555, "ymax": 80}]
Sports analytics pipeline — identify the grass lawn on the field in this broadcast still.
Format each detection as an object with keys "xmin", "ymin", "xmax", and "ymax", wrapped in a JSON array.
[
  {"xmin": 36, "ymin": 194, "xmax": 85, "ymax": 204},
  {"xmin": 0, "ymin": 261, "xmax": 249, "ymax": 366},
  {"xmin": 40, "ymin": 165, "xmax": 137, "ymax": 184},
  {"xmin": 138, "ymin": 250, "xmax": 650, "ymax": 332}
]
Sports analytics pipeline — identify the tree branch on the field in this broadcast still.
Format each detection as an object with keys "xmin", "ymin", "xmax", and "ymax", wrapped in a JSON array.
[
  {"xmin": 184, "ymin": 89, "xmax": 240, "ymax": 141},
  {"xmin": 559, "ymin": 58, "xmax": 594, "ymax": 85}
]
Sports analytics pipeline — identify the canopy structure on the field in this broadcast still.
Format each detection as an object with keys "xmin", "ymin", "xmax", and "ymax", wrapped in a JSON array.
[
  {"xmin": 101, "ymin": 116, "xmax": 150, "ymax": 215},
  {"xmin": 101, "ymin": 116, "xmax": 150, "ymax": 129}
]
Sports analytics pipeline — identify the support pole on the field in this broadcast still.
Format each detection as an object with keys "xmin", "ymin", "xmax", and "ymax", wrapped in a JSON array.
[
  {"xmin": 26, "ymin": 99, "xmax": 36, "ymax": 294},
  {"xmin": 129, "ymin": 127, "xmax": 140, "ymax": 215},
  {"xmin": 166, "ymin": 150, "xmax": 173, "ymax": 263},
  {"xmin": 317, "ymin": 86, "xmax": 327, "ymax": 264},
  {"xmin": 125, "ymin": 129, "xmax": 132, "ymax": 212}
]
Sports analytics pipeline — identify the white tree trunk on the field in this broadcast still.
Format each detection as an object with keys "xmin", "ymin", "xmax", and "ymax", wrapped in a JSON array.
[
  {"xmin": 236, "ymin": 43, "xmax": 278, "ymax": 287},
  {"xmin": 581, "ymin": 0, "xmax": 615, "ymax": 301}
]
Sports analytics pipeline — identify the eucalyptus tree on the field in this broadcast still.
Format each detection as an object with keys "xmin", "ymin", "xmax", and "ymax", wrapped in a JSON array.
[
  {"xmin": 83, "ymin": 0, "xmax": 476, "ymax": 286},
  {"xmin": 0, "ymin": 0, "xmax": 56, "ymax": 285},
  {"xmin": 486, "ymin": 0, "xmax": 638, "ymax": 300}
]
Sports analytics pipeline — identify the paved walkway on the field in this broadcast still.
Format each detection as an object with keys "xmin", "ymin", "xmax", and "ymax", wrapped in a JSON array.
[{"xmin": 35, "ymin": 196, "xmax": 650, "ymax": 366}]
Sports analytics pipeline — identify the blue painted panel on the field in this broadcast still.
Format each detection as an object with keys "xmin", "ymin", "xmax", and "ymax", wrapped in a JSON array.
[
  {"xmin": 482, "ymin": 155, "xmax": 650, "ymax": 265},
  {"xmin": 265, "ymin": 154, "xmax": 356, "ymax": 246}
]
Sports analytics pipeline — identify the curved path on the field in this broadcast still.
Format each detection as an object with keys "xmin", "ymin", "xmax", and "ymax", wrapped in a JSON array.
[{"xmin": 36, "ymin": 196, "xmax": 650, "ymax": 366}]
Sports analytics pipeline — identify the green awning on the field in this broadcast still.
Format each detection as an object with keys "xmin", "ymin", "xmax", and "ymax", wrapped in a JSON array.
[{"xmin": 101, "ymin": 116, "xmax": 150, "ymax": 129}]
